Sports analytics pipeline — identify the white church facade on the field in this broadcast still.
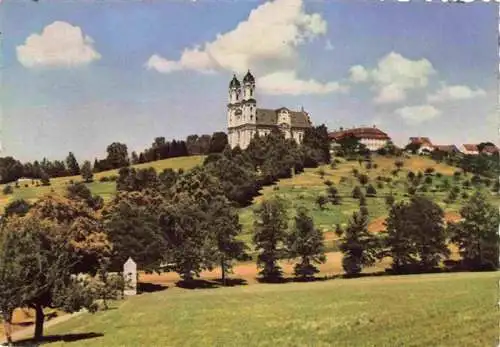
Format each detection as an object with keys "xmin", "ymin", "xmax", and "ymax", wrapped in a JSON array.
[{"xmin": 227, "ymin": 71, "xmax": 312, "ymax": 149}]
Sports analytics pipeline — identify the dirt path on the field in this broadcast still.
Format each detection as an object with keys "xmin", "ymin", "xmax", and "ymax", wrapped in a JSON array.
[{"xmin": 0, "ymin": 311, "xmax": 83, "ymax": 345}]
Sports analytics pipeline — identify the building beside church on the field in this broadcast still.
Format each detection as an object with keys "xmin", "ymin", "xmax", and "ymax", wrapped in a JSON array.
[
  {"xmin": 227, "ymin": 71, "xmax": 312, "ymax": 149},
  {"xmin": 328, "ymin": 126, "xmax": 391, "ymax": 152}
]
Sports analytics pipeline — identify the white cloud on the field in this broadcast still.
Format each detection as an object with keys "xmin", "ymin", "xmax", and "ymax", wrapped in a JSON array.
[
  {"xmin": 394, "ymin": 105, "xmax": 441, "ymax": 125},
  {"xmin": 324, "ymin": 39, "xmax": 334, "ymax": 51},
  {"xmin": 145, "ymin": 0, "xmax": 341, "ymax": 95},
  {"xmin": 427, "ymin": 84, "xmax": 487, "ymax": 103},
  {"xmin": 349, "ymin": 52, "xmax": 435, "ymax": 104},
  {"xmin": 16, "ymin": 21, "xmax": 101, "ymax": 68},
  {"xmin": 257, "ymin": 70, "xmax": 348, "ymax": 95},
  {"xmin": 349, "ymin": 65, "xmax": 369, "ymax": 83}
]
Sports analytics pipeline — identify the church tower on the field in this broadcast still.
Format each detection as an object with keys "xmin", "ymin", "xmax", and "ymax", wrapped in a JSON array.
[
  {"xmin": 227, "ymin": 74, "xmax": 241, "ymax": 148},
  {"xmin": 242, "ymin": 70, "xmax": 257, "ymax": 126}
]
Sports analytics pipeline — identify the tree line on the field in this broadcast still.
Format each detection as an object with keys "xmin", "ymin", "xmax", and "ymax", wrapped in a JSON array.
[{"xmin": 0, "ymin": 132, "xmax": 230, "ymax": 184}]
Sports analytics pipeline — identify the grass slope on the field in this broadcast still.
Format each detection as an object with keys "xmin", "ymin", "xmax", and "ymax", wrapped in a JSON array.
[
  {"xmin": 41, "ymin": 271, "xmax": 498, "ymax": 347},
  {"xmin": 0, "ymin": 156, "xmax": 205, "ymax": 212},
  {"xmin": 239, "ymin": 155, "xmax": 499, "ymax": 240}
]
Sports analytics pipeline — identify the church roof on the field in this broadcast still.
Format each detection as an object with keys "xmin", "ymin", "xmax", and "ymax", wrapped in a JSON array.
[
  {"xmin": 229, "ymin": 75, "xmax": 241, "ymax": 88},
  {"xmin": 243, "ymin": 70, "xmax": 255, "ymax": 83},
  {"xmin": 255, "ymin": 108, "xmax": 311, "ymax": 128}
]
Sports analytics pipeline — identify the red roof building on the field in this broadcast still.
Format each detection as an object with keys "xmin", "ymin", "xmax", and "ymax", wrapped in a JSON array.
[{"xmin": 328, "ymin": 126, "xmax": 391, "ymax": 151}]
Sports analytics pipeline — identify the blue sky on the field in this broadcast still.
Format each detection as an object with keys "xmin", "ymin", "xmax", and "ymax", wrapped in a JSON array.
[{"xmin": 1, "ymin": 0, "xmax": 497, "ymax": 162}]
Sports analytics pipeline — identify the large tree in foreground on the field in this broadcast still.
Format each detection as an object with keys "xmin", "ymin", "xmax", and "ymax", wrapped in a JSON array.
[
  {"xmin": 253, "ymin": 198, "xmax": 289, "ymax": 282},
  {"xmin": 384, "ymin": 196, "xmax": 449, "ymax": 273},
  {"xmin": 337, "ymin": 211, "xmax": 378, "ymax": 276},
  {"xmin": 0, "ymin": 216, "xmax": 98, "ymax": 342},
  {"xmin": 449, "ymin": 192, "xmax": 500, "ymax": 270},
  {"xmin": 286, "ymin": 207, "xmax": 326, "ymax": 280},
  {"xmin": 207, "ymin": 195, "xmax": 249, "ymax": 285}
]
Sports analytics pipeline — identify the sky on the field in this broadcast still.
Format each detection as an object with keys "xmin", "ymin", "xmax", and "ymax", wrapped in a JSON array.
[{"xmin": 1, "ymin": 0, "xmax": 498, "ymax": 162}]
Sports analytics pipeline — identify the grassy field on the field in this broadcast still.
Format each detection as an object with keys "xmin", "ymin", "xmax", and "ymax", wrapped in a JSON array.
[
  {"xmin": 33, "ymin": 271, "xmax": 500, "ymax": 347},
  {"xmin": 0, "ymin": 156, "xmax": 205, "ymax": 212},
  {"xmin": 238, "ymin": 154, "xmax": 500, "ymax": 240}
]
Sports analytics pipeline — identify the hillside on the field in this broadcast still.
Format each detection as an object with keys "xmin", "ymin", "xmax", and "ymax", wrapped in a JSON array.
[
  {"xmin": 17, "ymin": 271, "xmax": 498, "ymax": 347},
  {"xmin": 0, "ymin": 156, "xmax": 205, "ymax": 212},
  {"xmin": 238, "ymin": 154, "xmax": 499, "ymax": 240}
]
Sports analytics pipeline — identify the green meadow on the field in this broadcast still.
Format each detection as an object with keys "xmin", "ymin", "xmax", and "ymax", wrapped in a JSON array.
[{"xmin": 38, "ymin": 271, "xmax": 499, "ymax": 347}]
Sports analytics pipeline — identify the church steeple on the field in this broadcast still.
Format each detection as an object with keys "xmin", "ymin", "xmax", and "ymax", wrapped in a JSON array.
[
  {"xmin": 242, "ymin": 70, "xmax": 255, "ymax": 101},
  {"xmin": 229, "ymin": 74, "xmax": 241, "ymax": 89}
]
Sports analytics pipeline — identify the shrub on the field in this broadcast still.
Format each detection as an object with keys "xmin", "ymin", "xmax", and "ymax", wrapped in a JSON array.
[
  {"xmin": 453, "ymin": 171, "xmax": 461, "ymax": 180},
  {"xmin": 109, "ymin": 175, "xmax": 118, "ymax": 182},
  {"xmin": 358, "ymin": 174, "xmax": 369, "ymax": 186},
  {"xmin": 317, "ymin": 168, "xmax": 326, "ymax": 178},
  {"xmin": 352, "ymin": 168, "xmax": 359, "ymax": 177},
  {"xmin": 360, "ymin": 206, "xmax": 369, "ymax": 216},
  {"xmin": 436, "ymin": 172, "xmax": 442, "ymax": 179},
  {"xmin": 373, "ymin": 163, "xmax": 378, "ymax": 169},
  {"xmin": 359, "ymin": 194, "xmax": 367, "ymax": 207},
  {"xmin": 24, "ymin": 184, "xmax": 28, "ymax": 188},
  {"xmin": 461, "ymin": 192, "xmax": 469, "ymax": 199},
  {"xmin": 324, "ymin": 180, "xmax": 333, "ymax": 187},
  {"xmin": 99, "ymin": 176, "xmax": 110, "ymax": 182},
  {"xmin": 3, "ymin": 185, "xmax": 13, "ymax": 195},
  {"xmin": 316, "ymin": 195, "xmax": 328, "ymax": 210},
  {"xmin": 394, "ymin": 160, "xmax": 404, "ymax": 169},
  {"xmin": 424, "ymin": 167, "xmax": 435, "ymax": 176},
  {"xmin": 366, "ymin": 184, "xmax": 377, "ymax": 197},
  {"xmin": 385, "ymin": 194, "xmax": 395, "ymax": 207},
  {"xmin": 352, "ymin": 186, "xmax": 362, "ymax": 199},
  {"xmin": 377, "ymin": 182, "xmax": 384, "ymax": 189},
  {"xmin": 424, "ymin": 176, "xmax": 433, "ymax": 185}
]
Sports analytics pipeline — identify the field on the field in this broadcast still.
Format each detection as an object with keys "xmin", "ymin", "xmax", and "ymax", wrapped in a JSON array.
[
  {"xmin": 0, "ymin": 156, "xmax": 205, "ymax": 212},
  {"xmin": 238, "ymin": 154, "xmax": 499, "ymax": 240},
  {"xmin": 19, "ymin": 271, "xmax": 499, "ymax": 347}
]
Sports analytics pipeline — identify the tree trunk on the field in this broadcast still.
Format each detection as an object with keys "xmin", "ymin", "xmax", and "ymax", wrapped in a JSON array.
[
  {"xmin": 34, "ymin": 304, "xmax": 45, "ymax": 341},
  {"xmin": 221, "ymin": 258, "xmax": 226, "ymax": 286},
  {"xmin": 2, "ymin": 311, "xmax": 13, "ymax": 345}
]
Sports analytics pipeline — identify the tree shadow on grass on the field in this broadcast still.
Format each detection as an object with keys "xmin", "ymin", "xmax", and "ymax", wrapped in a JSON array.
[
  {"xmin": 13, "ymin": 332, "xmax": 103, "ymax": 346},
  {"xmin": 137, "ymin": 282, "xmax": 168, "ymax": 294},
  {"xmin": 176, "ymin": 278, "xmax": 248, "ymax": 289},
  {"xmin": 256, "ymin": 276, "xmax": 330, "ymax": 284}
]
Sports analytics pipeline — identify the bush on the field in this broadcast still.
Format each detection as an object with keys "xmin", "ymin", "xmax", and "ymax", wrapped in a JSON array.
[
  {"xmin": 316, "ymin": 195, "xmax": 328, "ymax": 210},
  {"xmin": 99, "ymin": 176, "xmax": 110, "ymax": 182},
  {"xmin": 373, "ymin": 163, "xmax": 378, "ymax": 169},
  {"xmin": 3, "ymin": 185, "xmax": 13, "ymax": 195},
  {"xmin": 329, "ymin": 162, "xmax": 337, "ymax": 170},
  {"xmin": 366, "ymin": 184, "xmax": 377, "ymax": 197},
  {"xmin": 352, "ymin": 168, "xmax": 359, "ymax": 177},
  {"xmin": 352, "ymin": 186, "xmax": 362, "ymax": 199},
  {"xmin": 24, "ymin": 184, "xmax": 29, "ymax": 188},
  {"xmin": 424, "ymin": 167, "xmax": 435, "ymax": 176},
  {"xmin": 376, "ymin": 182, "xmax": 384, "ymax": 189},
  {"xmin": 109, "ymin": 175, "xmax": 118, "ymax": 182},
  {"xmin": 436, "ymin": 172, "xmax": 442, "ymax": 179},
  {"xmin": 424, "ymin": 176, "xmax": 433, "ymax": 185},
  {"xmin": 324, "ymin": 180, "xmax": 333, "ymax": 187},
  {"xmin": 461, "ymin": 192, "xmax": 469, "ymax": 199},
  {"xmin": 359, "ymin": 194, "xmax": 367, "ymax": 207},
  {"xmin": 358, "ymin": 174, "xmax": 369, "ymax": 186},
  {"xmin": 317, "ymin": 168, "xmax": 326, "ymax": 178}
]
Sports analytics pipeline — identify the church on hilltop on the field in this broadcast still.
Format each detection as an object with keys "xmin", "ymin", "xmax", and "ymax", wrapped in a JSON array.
[{"xmin": 227, "ymin": 71, "xmax": 312, "ymax": 149}]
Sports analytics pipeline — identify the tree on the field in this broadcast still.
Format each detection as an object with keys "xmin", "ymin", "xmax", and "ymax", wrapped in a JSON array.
[
  {"xmin": 65, "ymin": 152, "xmax": 80, "ymax": 176},
  {"xmin": 449, "ymin": 192, "xmax": 500, "ymax": 270},
  {"xmin": 394, "ymin": 160, "xmax": 404, "ymax": 170},
  {"xmin": 28, "ymin": 195, "xmax": 111, "ymax": 275},
  {"xmin": 103, "ymin": 191, "xmax": 168, "ymax": 272},
  {"xmin": 358, "ymin": 174, "xmax": 369, "ymax": 186},
  {"xmin": 286, "ymin": 208, "xmax": 326, "ymax": 280},
  {"xmin": 209, "ymin": 132, "xmax": 229, "ymax": 153},
  {"xmin": 116, "ymin": 167, "xmax": 160, "ymax": 192},
  {"xmin": 337, "ymin": 211, "xmax": 378, "ymax": 276},
  {"xmin": 106, "ymin": 142, "xmax": 129, "ymax": 169},
  {"xmin": 40, "ymin": 171, "xmax": 50, "ymax": 186},
  {"xmin": 66, "ymin": 182, "xmax": 103, "ymax": 210},
  {"xmin": 130, "ymin": 151, "xmax": 139, "ymax": 165},
  {"xmin": 352, "ymin": 186, "xmax": 362, "ymax": 199},
  {"xmin": 385, "ymin": 193, "xmax": 395, "ymax": 208},
  {"xmin": 302, "ymin": 124, "xmax": 331, "ymax": 166},
  {"xmin": 206, "ymin": 195, "xmax": 249, "ymax": 285},
  {"xmin": 253, "ymin": 198, "xmax": 288, "ymax": 282},
  {"xmin": 316, "ymin": 195, "xmax": 328, "ymax": 210},
  {"xmin": 2, "ymin": 185, "xmax": 13, "ymax": 195},
  {"xmin": 327, "ymin": 186, "xmax": 341, "ymax": 205},
  {"xmin": 365, "ymin": 184, "xmax": 377, "ymax": 197},
  {"xmin": 384, "ymin": 196, "xmax": 449, "ymax": 273},
  {"xmin": 81, "ymin": 160, "xmax": 94, "ymax": 183},
  {"xmin": 0, "ymin": 216, "xmax": 99, "ymax": 342},
  {"xmin": 3, "ymin": 199, "xmax": 31, "ymax": 218}
]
